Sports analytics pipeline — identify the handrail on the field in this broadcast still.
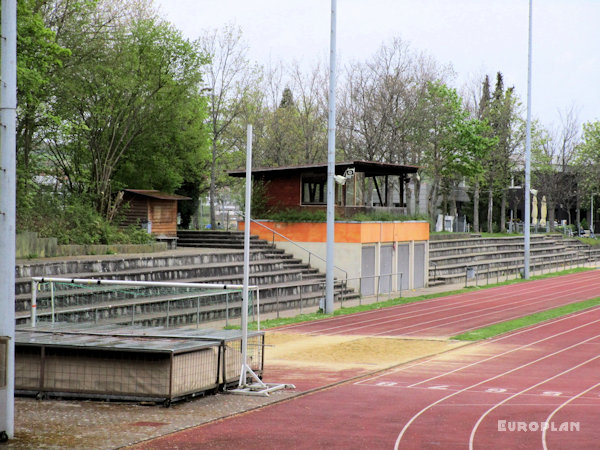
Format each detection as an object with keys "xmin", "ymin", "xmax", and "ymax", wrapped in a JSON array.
[{"xmin": 250, "ymin": 219, "xmax": 349, "ymax": 281}]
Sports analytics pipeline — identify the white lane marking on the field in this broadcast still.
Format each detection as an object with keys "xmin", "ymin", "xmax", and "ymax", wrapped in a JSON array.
[
  {"xmin": 407, "ymin": 313, "xmax": 600, "ymax": 388},
  {"xmin": 469, "ymin": 354, "xmax": 600, "ymax": 450},
  {"xmin": 357, "ymin": 307, "xmax": 600, "ymax": 388},
  {"xmin": 393, "ymin": 332, "xmax": 600, "ymax": 450},
  {"xmin": 541, "ymin": 381, "xmax": 600, "ymax": 450},
  {"xmin": 286, "ymin": 271, "xmax": 600, "ymax": 334},
  {"xmin": 375, "ymin": 284, "xmax": 600, "ymax": 337},
  {"xmin": 316, "ymin": 281, "xmax": 600, "ymax": 337}
]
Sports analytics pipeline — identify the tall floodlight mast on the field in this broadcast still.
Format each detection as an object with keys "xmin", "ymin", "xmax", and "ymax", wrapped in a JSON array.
[
  {"xmin": 0, "ymin": 0, "xmax": 17, "ymax": 441},
  {"xmin": 524, "ymin": 0, "xmax": 533, "ymax": 279},
  {"xmin": 325, "ymin": 0, "xmax": 337, "ymax": 314}
]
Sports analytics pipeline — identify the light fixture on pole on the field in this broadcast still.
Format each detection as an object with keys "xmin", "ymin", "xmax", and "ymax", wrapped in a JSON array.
[
  {"xmin": 0, "ymin": 0, "xmax": 17, "ymax": 441},
  {"xmin": 325, "ymin": 0, "xmax": 337, "ymax": 314}
]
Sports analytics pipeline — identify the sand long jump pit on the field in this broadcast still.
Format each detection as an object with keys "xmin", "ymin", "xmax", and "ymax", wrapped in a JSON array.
[{"xmin": 264, "ymin": 332, "xmax": 467, "ymax": 373}]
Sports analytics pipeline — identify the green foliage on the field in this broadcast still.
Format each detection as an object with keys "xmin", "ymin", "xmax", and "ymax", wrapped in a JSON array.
[
  {"xmin": 18, "ymin": 191, "xmax": 153, "ymax": 245},
  {"xmin": 574, "ymin": 121, "xmax": 600, "ymax": 201},
  {"xmin": 453, "ymin": 296, "xmax": 600, "ymax": 341},
  {"xmin": 264, "ymin": 209, "xmax": 328, "ymax": 222},
  {"xmin": 259, "ymin": 208, "xmax": 427, "ymax": 223},
  {"xmin": 14, "ymin": 0, "xmax": 211, "ymax": 240},
  {"xmin": 346, "ymin": 212, "xmax": 428, "ymax": 222}
]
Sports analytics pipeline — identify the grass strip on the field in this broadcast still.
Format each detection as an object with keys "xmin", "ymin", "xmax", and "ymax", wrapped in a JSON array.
[
  {"xmin": 222, "ymin": 267, "xmax": 594, "ymax": 331},
  {"xmin": 452, "ymin": 296, "xmax": 600, "ymax": 341},
  {"xmin": 225, "ymin": 287, "xmax": 479, "ymax": 331}
]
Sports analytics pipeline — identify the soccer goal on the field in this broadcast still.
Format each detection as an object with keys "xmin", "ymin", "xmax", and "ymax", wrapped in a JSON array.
[{"xmin": 28, "ymin": 277, "xmax": 259, "ymax": 328}]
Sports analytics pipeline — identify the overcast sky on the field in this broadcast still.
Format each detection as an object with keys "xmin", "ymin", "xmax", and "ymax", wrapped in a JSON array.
[{"xmin": 155, "ymin": 0, "xmax": 599, "ymax": 130}]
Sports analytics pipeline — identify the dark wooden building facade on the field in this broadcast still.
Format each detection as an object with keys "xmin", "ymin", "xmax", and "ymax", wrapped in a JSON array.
[
  {"xmin": 228, "ymin": 161, "xmax": 419, "ymax": 218},
  {"xmin": 121, "ymin": 190, "xmax": 190, "ymax": 237}
]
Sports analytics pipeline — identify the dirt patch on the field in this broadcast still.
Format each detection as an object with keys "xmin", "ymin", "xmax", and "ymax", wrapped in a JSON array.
[{"xmin": 265, "ymin": 332, "xmax": 466, "ymax": 370}]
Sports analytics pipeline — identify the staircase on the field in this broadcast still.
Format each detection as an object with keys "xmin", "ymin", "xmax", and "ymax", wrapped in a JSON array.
[
  {"xmin": 15, "ymin": 233, "xmax": 358, "ymax": 327},
  {"xmin": 177, "ymin": 230, "xmax": 272, "ymax": 249},
  {"xmin": 429, "ymin": 234, "xmax": 597, "ymax": 286}
]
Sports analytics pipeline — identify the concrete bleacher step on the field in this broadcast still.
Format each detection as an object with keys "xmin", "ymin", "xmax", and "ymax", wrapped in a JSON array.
[
  {"xmin": 17, "ymin": 277, "xmax": 356, "ymax": 326},
  {"xmin": 16, "ymin": 231, "xmax": 360, "ymax": 326},
  {"xmin": 429, "ymin": 233, "xmax": 595, "ymax": 286}
]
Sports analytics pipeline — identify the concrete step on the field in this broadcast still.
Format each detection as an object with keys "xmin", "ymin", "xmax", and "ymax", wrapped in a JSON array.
[
  {"xmin": 17, "ymin": 278, "xmax": 356, "ymax": 326},
  {"xmin": 428, "ymin": 233, "xmax": 596, "ymax": 286}
]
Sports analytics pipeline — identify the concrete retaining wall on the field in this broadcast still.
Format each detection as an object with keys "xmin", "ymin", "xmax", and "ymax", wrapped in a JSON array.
[{"xmin": 16, "ymin": 232, "xmax": 167, "ymax": 259}]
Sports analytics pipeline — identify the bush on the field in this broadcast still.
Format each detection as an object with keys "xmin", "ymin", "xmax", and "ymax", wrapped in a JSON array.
[
  {"xmin": 261, "ymin": 208, "xmax": 427, "ymax": 223},
  {"xmin": 17, "ymin": 192, "xmax": 154, "ymax": 245},
  {"xmin": 264, "ymin": 209, "xmax": 329, "ymax": 222}
]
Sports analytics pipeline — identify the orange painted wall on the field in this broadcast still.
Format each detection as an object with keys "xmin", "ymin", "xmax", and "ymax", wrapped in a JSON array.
[{"xmin": 239, "ymin": 220, "xmax": 429, "ymax": 243}]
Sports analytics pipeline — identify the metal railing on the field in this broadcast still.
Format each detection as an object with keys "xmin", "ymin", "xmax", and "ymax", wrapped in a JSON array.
[
  {"xmin": 29, "ymin": 277, "xmax": 257, "ymax": 329},
  {"xmin": 250, "ymin": 219, "xmax": 349, "ymax": 283},
  {"xmin": 26, "ymin": 271, "xmax": 410, "ymax": 330},
  {"xmin": 353, "ymin": 272, "xmax": 404, "ymax": 305},
  {"xmin": 461, "ymin": 251, "xmax": 599, "ymax": 288}
]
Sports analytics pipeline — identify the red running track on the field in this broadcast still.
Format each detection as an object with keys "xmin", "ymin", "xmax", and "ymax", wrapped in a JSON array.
[
  {"xmin": 134, "ymin": 272, "xmax": 600, "ymax": 449},
  {"xmin": 278, "ymin": 270, "xmax": 600, "ymax": 338}
]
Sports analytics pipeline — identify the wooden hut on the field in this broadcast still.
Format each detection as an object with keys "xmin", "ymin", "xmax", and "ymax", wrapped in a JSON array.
[{"xmin": 121, "ymin": 190, "xmax": 190, "ymax": 246}]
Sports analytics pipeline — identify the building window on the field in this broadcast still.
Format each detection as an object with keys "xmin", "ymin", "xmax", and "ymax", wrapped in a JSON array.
[{"xmin": 302, "ymin": 176, "xmax": 327, "ymax": 205}]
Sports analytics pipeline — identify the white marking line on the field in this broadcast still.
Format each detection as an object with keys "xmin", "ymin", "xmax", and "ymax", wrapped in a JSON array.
[
  {"xmin": 283, "ymin": 271, "xmax": 600, "ymax": 334},
  {"xmin": 541, "ymin": 381, "xmax": 600, "ymax": 450},
  {"xmin": 469, "ymin": 354, "xmax": 600, "ymax": 450},
  {"xmin": 320, "ymin": 272, "xmax": 600, "ymax": 334},
  {"xmin": 393, "ymin": 332, "xmax": 600, "ymax": 450},
  {"xmin": 407, "ymin": 314, "xmax": 600, "ymax": 388},
  {"xmin": 375, "ymin": 281, "xmax": 600, "ymax": 337},
  {"xmin": 353, "ymin": 359, "xmax": 435, "ymax": 386},
  {"xmin": 312, "ymin": 277, "xmax": 600, "ymax": 337},
  {"xmin": 356, "ymin": 306, "xmax": 600, "ymax": 387}
]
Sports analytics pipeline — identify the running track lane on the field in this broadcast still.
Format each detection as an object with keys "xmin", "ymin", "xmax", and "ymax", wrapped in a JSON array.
[
  {"xmin": 134, "ymin": 305, "xmax": 600, "ymax": 448},
  {"xmin": 277, "ymin": 270, "xmax": 600, "ymax": 338}
]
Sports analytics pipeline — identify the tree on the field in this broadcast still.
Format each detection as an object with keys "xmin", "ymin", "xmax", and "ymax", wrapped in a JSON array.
[
  {"xmin": 479, "ymin": 73, "xmax": 522, "ymax": 232},
  {"xmin": 199, "ymin": 25, "xmax": 261, "ymax": 228},
  {"xmin": 574, "ymin": 120, "xmax": 600, "ymax": 228},
  {"xmin": 418, "ymin": 81, "xmax": 494, "ymax": 221},
  {"xmin": 15, "ymin": 0, "xmax": 70, "ymax": 213},
  {"xmin": 44, "ymin": 5, "xmax": 208, "ymax": 217},
  {"xmin": 533, "ymin": 108, "xmax": 581, "ymax": 230}
]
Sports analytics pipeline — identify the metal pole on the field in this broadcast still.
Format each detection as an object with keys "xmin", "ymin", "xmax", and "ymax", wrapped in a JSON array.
[
  {"xmin": 524, "ymin": 0, "xmax": 533, "ymax": 279},
  {"xmin": 399, "ymin": 273, "xmax": 403, "ymax": 298},
  {"xmin": 256, "ymin": 288, "xmax": 261, "ymax": 332},
  {"xmin": 0, "ymin": 0, "xmax": 17, "ymax": 438},
  {"xmin": 51, "ymin": 282, "xmax": 55, "ymax": 325},
  {"xmin": 299, "ymin": 274, "xmax": 303, "ymax": 315},
  {"xmin": 225, "ymin": 293, "xmax": 229, "ymax": 328},
  {"xmin": 239, "ymin": 124, "xmax": 252, "ymax": 387},
  {"xmin": 325, "ymin": 0, "xmax": 337, "ymax": 314},
  {"xmin": 166, "ymin": 300, "xmax": 170, "ymax": 328},
  {"xmin": 31, "ymin": 281, "xmax": 37, "ymax": 328},
  {"xmin": 590, "ymin": 192, "xmax": 594, "ymax": 236}
]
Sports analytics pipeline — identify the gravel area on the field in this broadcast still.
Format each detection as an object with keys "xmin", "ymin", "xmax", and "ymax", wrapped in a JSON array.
[{"xmin": 7, "ymin": 390, "xmax": 297, "ymax": 449}]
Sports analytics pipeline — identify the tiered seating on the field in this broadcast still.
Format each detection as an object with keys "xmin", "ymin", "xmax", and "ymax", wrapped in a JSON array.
[
  {"xmin": 429, "ymin": 234, "xmax": 596, "ymax": 286},
  {"xmin": 15, "ymin": 236, "xmax": 358, "ymax": 326}
]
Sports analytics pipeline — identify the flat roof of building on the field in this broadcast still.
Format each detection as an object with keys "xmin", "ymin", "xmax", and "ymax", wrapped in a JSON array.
[
  {"xmin": 16, "ymin": 324, "xmax": 263, "ymax": 354},
  {"xmin": 123, "ymin": 189, "xmax": 191, "ymax": 201},
  {"xmin": 228, "ymin": 160, "xmax": 419, "ymax": 178}
]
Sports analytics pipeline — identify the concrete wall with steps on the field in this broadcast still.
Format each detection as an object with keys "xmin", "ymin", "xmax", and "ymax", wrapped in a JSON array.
[
  {"xmin": 16, "ymin": 234, "xmax": 358, "ymax": 326},
  {"xmin": 429, "ymin": 234, "xmax": 597, "ymax": 285}
]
